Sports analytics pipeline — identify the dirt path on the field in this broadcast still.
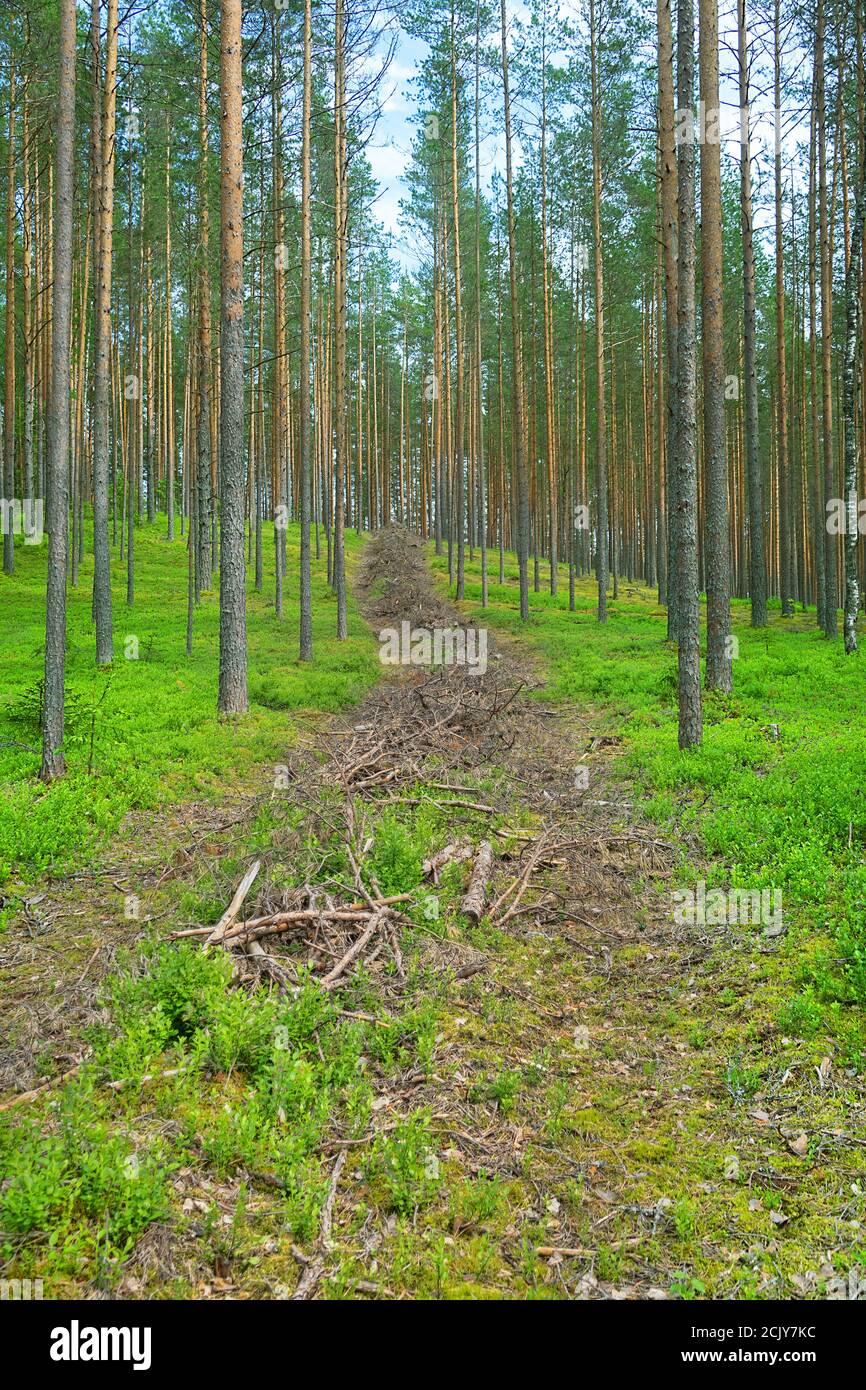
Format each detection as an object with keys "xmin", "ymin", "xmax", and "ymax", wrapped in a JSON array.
[{"xmin": 2, "ymin": 526, "xmax": 863, "ymax": 1300}]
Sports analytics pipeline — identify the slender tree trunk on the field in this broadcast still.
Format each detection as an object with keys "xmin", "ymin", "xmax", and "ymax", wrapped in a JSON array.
[
  {"xmin": 590, "ymin": 0, "xmax": 609, "ymax": 623},
  {"xmin": 41, "ymin": 0, "xmax": 76, "ymax": 781},
  {"xmin": 738, "ymin": 0, "xmax": 767, "ymax": 627},
  {"xmin": 451, "ymin": 7, "xmax": 466, "ymax": 600},
  {"xmin": 3, "ymin": 67, "xmax": 16, "ymax": 577},
  {"xmin": 540, "ymin": 18, "xmax": 557, "ymax": 597},
  {"xmin": 22, "ymin": 76, "xmax": 34, "ymax": 537},
  {"xmin": 92, "ymin": 0, "xmax": 118, "ymax": 663},
  {"xmin": 657, "ymin": 0, "xmax": 678, "ymax": 637},
  {"xmin": 500, "ymin": 0, "xmax": 529, "ymax": 621},
  {"xmin": 807, "ymin": 67, "xmax": 826, "ymax": 629},
  {"xmin": 700, "ymin": 0, "xmax": 731, "ymax": 690},
  {"xmin": 475, "ymin": 0, "xmax": 487, "ymax": 607},
  {"xmin": 774, "ymin": 0, "xmax": 793, "ymax": 617},
  {"xmin": 817, "ymin": 0, "xmax": 837, "ymax": 636},
  {"xmin": 196, "ymin": 0, "xmax": 213, "ymax": 591},
  {"xmin": 333, "ymin": 0, "xmax": 348, "ymax": 639},
  {"xmin": 217, "ymin": 0, "xmax": 248, "ymax": 714},
  {"xmin": 676, "ymin": 0, "xmax": 702, "ymax": 747},
  {"xmin": 843, "ymin": 133, "xmax": 866, "ymax": 651},
  {"xmin": 299, "ymin": 0, "xmax": 313, "ymax": 660}
]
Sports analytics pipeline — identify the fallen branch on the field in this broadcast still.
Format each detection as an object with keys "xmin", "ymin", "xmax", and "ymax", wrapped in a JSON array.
[
  {"xmin": 321, "ymin": 912, "xmax": 384, "ymax": 989},
  {"xmin": 0, "ymin": 1063, "xmax": 82, "ymax": 1113},
  {"xmin": 171, "ymin": 893, "xmax": 412, "ymax": 941},
  {"xmin": 203, "ymin": 860, "xmax": 261, "ymax": 948},
  {"xmin": 291, "ymin": 1150, "xmax": 347, "ymax": 1300}
]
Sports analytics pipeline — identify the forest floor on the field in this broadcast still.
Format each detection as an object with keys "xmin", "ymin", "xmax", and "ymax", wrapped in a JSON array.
[{"xmin": 1, "ymin": 526, "xmax": 865, "ymax": 1300}]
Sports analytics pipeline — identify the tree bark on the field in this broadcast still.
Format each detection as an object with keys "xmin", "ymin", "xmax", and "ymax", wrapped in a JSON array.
[
  {"xmin": 41, "ymin": 0, "xmax": 76, "ymax": 781},
  {"xmin": 500, "ymin": 0, "xmax": 529, "ymax": 621},
  {"xmin": 676, "ymin": 0, "xmax": 702, "ymax": 747},
  {"xmin": 217, "ymin": 0, "xmax": 248, "ymax": 714},
  {"xmin": 699, "ymin": 0, "xmax": 731, "ymax": 690},
  {"xmin": 737, "ymin": 0, "xmax": 767, "ymax": 627},
  {"xmin": 333, "ymin": 0, "xmax": 348, "ymax": 639},
  {"xmin": 299, "ymin": 0, "xmax": 313, "ymax": 661},
  {"xmin": 590, "ymin": 0, "xmax": 609, "ymax": 623},
  {"xmin": 843, "ymin": 130, "xmax": 865, "ymax": 652},
  {"xmin": 657, "ymin": 0, "xmax": 678, "ymax": 638}
]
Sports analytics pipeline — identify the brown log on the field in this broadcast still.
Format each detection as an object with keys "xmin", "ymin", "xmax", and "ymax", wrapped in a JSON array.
[{"xmin": 460, "ymin": 840, "xmax": 493, "ymax": 921}]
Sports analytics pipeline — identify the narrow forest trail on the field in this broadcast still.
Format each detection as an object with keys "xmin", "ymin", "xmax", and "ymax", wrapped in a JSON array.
[
  {"xmin": 336, "ymin": 526, "xmax": 864, "ymax": 1300},
  {"xmin": 2, "ymin": 528, "xmax": 863, "ymax": 1301}
]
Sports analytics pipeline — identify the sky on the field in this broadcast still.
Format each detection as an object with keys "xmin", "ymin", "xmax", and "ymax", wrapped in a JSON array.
[{"xmin": 361, "ymin": 3, "xmax": 812, "ymax": 271}]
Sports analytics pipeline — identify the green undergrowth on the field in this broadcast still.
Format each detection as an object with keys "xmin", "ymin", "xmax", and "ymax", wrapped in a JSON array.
[
  {"xmin": 3, "ymin": 534, "xmax": 864, "ymax": 1300},
  {"xmin": 0, "ymin": 516, "xmax": 378, "ymax": 894},
  {"xmin": 0, "ymin": 774, "xmax": 527, "ymax": 1295},
  {"xmin": 433, "ymin": 545, "xmax": 866, "ymax": 1061}
]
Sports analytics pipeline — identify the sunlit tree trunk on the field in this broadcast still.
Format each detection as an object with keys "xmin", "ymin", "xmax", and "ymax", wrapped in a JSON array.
[
  {"xmin": 676, "ymin": 0, "xmax": 702, "ymax": 747},
  {"xmin": 333, "ymin": 0, "xmax": 348, "ymax": 639},
  {"xmin": 843, "ymin": 132, "xmax": 865, "ymax": 652},
  {"xmin": 500, "ymin": 0, "xmax": 529, "ymax": 620},
  {"xmin": 41, "ymin": 0, "xmax": 76, "ymax": 781},
  {"xmin": 299, "ymin": 0, "xmax": 313, "ymax": 660},
  {"xmin": 217, "ymin": 0, "xmax": 248, "ymax": 713},
  {"xmin": 737, "ymin": 0, "xmax": 767, "ymax": 627},
  {"xmin": 700, "ymin": 0, "xmax": 731, "ymax": 690},
  {"xmin": 774, "ymin": 0, "xmax": 793, "ymax": 618},
  {"xmin": 92, "ymin": 0, "xmax": 118, "ymax": 663},
  {"xmin": 590, "ymin": 0, "xmax": 609, "ymax": 623}
]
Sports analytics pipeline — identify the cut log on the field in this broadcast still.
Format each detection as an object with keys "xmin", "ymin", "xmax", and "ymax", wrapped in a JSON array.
[{"xmin": 461, "ymin": 840, "xmax": 494, "ymax": 921}]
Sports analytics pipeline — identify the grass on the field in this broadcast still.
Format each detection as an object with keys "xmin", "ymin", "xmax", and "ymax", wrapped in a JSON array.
[
  {"xmin": 0, "ymin": 514, "xmax": 378, "ymax": 894},
  {"xmin": 433, "ymin": 544, "xmax": 866, "ymax": 1060},
  {"xmin": 2, "ymin": 528, "xmax": 864, "ymax": 1300},
  {"xmin": 0, "ymin": 777, "xmax": 495, "ymax": 1296}
]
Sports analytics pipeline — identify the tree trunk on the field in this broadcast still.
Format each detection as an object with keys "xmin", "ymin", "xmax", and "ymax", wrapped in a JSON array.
[
  {"xmin": 843, "ymin": 132, "xmax": 866, "ymax": 652},
  {"xmin": 817, "ymin": 0, "xmax": 837, "ymax": 636},
  {"xmin": 774, "ymin": 0, "xmax": 793, "ymax": 618},
  {"xmin": 41, "ymin": 0, "xmax": 76, "ymax": 781},
  {"xmin": 737, "ymin": 0, "xmax": 767, "ymax": 627},
  {"xmin": 657, "ymin": 0, "xmax": 678, "ymax": 638},
  {"xmin": 333, "ymin": 0, "xmax": 348, "ymax": 639},
  {"xmin": 590, "ymin": 0, "xmax": 609, "ymax": 623},
  {"xmin": 500, "ymin": 0, "xmax": 529, "ymax": 621},
  {"xmin": 451, "ymin": 7, "xmax": 466, "ymax": 600},
  {"xmin": 700, "ymin": 0, "xmax": 731, "ymax": 690},
  {"xmin": 217, "ymin": 0, "xmax": 248, "ymax": 714},
  {"xmin": 676, "ymin": 0, "xmax": 703, "ymax": 747},
  {"xmin": 299, "ymin": 0, "xmax": 313, "ymax": 660},
  {"xmin": 92, "ymin": 0, "xmax": 118, "ymax": 663},
  {"xmin": 3, "ymin": 67, "xmax": 16, "ymax": 577}
]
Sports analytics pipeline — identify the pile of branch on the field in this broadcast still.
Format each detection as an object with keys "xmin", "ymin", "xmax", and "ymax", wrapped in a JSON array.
[
  {"xmin": 321, "ymin": 668, "xmax": 526, "ymax": 797},
  {"xmin": 171, "ymin": 859, "xmax": 409, "ymax": 996}
]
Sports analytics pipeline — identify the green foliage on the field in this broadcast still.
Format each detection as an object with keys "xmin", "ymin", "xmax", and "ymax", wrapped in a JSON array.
[
  {"xmin": 369, "ymin": 811, "xmax": 426, "ymax": 897},
  {"xmin": 370, "ymin": 1112, "xmax": 441, "ymax": 1214},
  {"xmin": 0, "ymin": 1082, "xmax": 170, "ymax": 1274},
  {"xmin": 438, "ymin": 548, "xmax": 866, "ymax": 1059},
  {"xmin": 0, "ymin": 518, "xmax": 377, "ymax": 885}
]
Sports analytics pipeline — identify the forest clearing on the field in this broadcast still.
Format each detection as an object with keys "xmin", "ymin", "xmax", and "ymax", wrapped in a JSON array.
[{"xmin": 0, "ymin": 0, "xmax": 865, "ymax": 1337}]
